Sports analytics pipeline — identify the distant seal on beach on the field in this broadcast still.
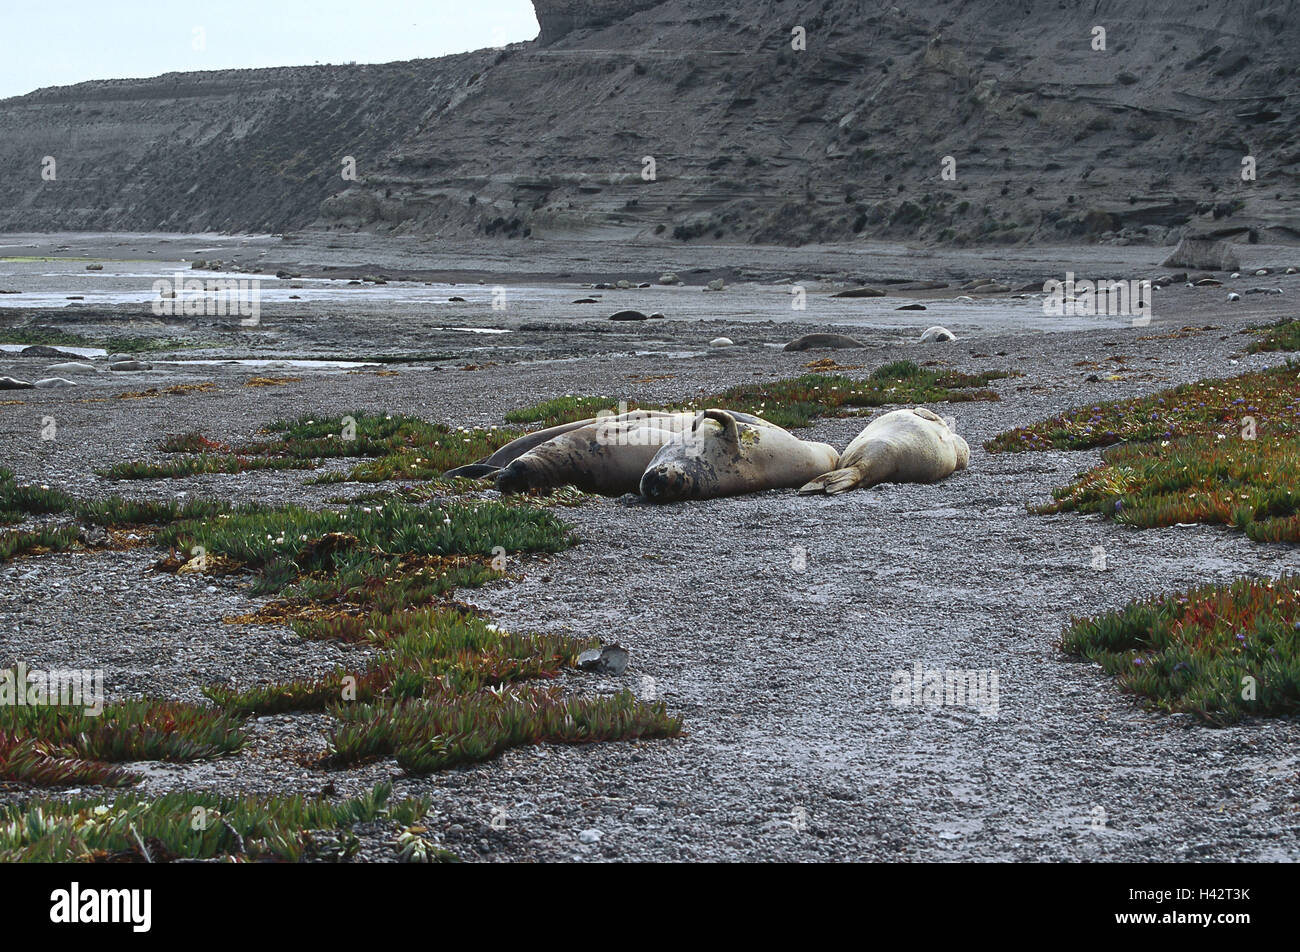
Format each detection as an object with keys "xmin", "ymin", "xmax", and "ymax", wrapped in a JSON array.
[
  {"xmin": 783, "ymin": 333, "xmax": 866, "ymax": 351},
  {"xmin": 0, "ymin": 376, "xmax": 33, "ymax": 390},
  {"xmin": 639, "ymin": 409, "xmax": 839, "ymax": 503},
  {"xmin": 33, "ymin": 377, "xmax": 76, "ymax": 388},
  {"xmin": 609, "ymin": 310, "xmax": 649, "ymax": 321},
  {"xmin": 46, "ymin": 362, "xmax": 97, "ymax": 375},
  {"xmin": 495, "ymin": 412, "xmax": 701, "ymax": 497},
  {"xmin": 798, "ymin": 407, "xmax": 969, "ymax": 495},
  {"xmin": 919, "ymin": 326, "xmax": 957, "ymax": 343}
]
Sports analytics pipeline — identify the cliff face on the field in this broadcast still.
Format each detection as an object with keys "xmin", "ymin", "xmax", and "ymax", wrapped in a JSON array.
[
  {"xmin": 2, "ymin": 0, "xmax": 1298, "ymax": 245},
  {"xmin": 0, "ymin": 56, "xmax": 493, "ymax": 233}
]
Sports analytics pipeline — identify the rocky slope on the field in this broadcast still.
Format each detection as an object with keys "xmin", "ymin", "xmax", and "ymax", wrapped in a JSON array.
[{"xmin": 1, "ymin": 0, "xmax": 1297, "ymax": 246}]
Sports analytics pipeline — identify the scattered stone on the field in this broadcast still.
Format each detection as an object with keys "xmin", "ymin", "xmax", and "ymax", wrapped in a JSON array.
[
  {"xmin": 109, "ymin": 360, "xmax": 152, "ymax": 372},
  {"xmin": 1255, "ymin": 268, "xmax": 1270, "ymax": 276},
  {"xmin": 577, "ymin": 644, "xmax": 630, "ymax": 676},
  {"xmin": 77, "ymin": 525, "xmax": 110, "ymax": 547},
  {"xmin": 448, "ymin": 296, "xmax": 467, "ymax": 302},
  {"xmin": 658, "ymin": 272, "xmax": 679, "ymax": 285},
  {"xmin": 708, "ymin": 337, "xmax": 734, "ymax": 347},
  {"xmin": 1244, "ymin": 287, "xmax": 1283, "ymax": 295},
  {"xmin": 1228, "ymin": 292, "xmax": 1241, "ymax": 302},
  {"xmin": 705, "ymin": 279, "xmax": 726, "ymax": 292},
  {"xmin": 648, "ymin": 312, "xmax": 666, "ymax": 320},
  {"xmin": 578, "ymin": 829, "xmax": 603, "ymax": 845},
  {"xmin": 831, "ymin": 286, "xmax": 885, "ymax": 298},
  {"xmin": 0, "ymin": 376, "xmax": 33, "ymax": 389},
  {"xmin": 783, "ymin": 333, "xmax": 866, "ymax": 351},
  {"xmin": 1287, "ymin": 267, "xmax": 1298, "ymax": 275},
  {"xmin": 919, "ymin": 326, "xmax": 957, "ymax": 343},
  {"xmin": 609, "ymin": 310, "xmax": 649, "ymax": 321},
  {"xmin": 616, "ymin": 280, "xmax": 631, "ymax": 289},
  {"xmin": 85, "ymin": 264, "xmax": 103, "ymax": 271},
  {"xmin": 33, "ymin": 377, "xmax": 76, "ymax": 388}
]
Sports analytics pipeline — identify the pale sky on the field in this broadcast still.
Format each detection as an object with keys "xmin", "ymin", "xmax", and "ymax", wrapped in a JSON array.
[{"xmin": 0, "ymin": 1, "xmax": 541, "ymax": 100}]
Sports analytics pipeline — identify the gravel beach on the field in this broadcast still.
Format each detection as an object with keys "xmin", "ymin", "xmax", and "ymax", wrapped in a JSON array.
[{"xmin": 1, "ymin": 236, "xmax": 1298, "ymax": 862}]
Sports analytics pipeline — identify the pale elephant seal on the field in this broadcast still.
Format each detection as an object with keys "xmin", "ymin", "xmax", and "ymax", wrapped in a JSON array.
[
  {"xmin": 496, "ymin": 413, "xmax": 699, "ymax": 497},
  {"xmin": 46, "ymin": 362, "xmax": 98, "ymax": 375},
  {"xmin": 639, "ymin": 410, "xmax": 839, "ymax": 503},
  {"xmin": 919, "ymin": 326, "xmax": 956, "ymax": 343},
  {"xmin": 34, "ymin": 377, "xmax": 77, "ymax": 388},
  {"xmin": 783, "ymin": 333, "xmax": 866, "ymax": 351},
  {"xmin": 798, "ymin": 407, "xmax": 969, "ymax": 496}
]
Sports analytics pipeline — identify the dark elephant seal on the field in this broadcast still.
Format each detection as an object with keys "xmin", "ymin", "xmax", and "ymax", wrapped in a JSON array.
[
  {"xmin": 445, "ymin": 408, "xmax": 774, "ymax": 481},
  {"xmin": 496, "ymin": 413, "xmax": 699, "ymax": 496},
  {"xmin": 783, "ymin": 333, "xmax": 867, "ymax": 351},
  {"xmin": 798, "ymin": 407, "xmax": 969, "ymax": 495},
  {"xmin": 639, "ymin": 410, "xmax": 838, "ymax": 503}
]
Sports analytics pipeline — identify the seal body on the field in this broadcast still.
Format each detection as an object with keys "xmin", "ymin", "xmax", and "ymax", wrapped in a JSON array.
[
  {"xmin": 639, "ymin": 410, "xmax": 839, "ymax": 503},
  {"xmin": 919, "ymin": 326, "xmax": 956, "ymax": 343},
  {"xmin": 798, "ymin": 407, "xmax": 969, "ymax": 495},
  {"xmin": 495, "ymin": 413, "xmax": 700, "ymax": 496},
  {"xmin": 783, "ymin": 333, "xmax": 866, "ymax": 351}
]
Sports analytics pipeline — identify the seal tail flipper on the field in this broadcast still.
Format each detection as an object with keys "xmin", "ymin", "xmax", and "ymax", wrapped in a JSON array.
[
  {"xmin": 443, "ymin": 463, "xmax": 502, "ymax": 480},
  {"xmin": 694, "ymin": 408, "xmax": 740, "ymax": 442},
  {"xmin": 798, "ymin": 466, "xmax": 862, "ymax": 495}
]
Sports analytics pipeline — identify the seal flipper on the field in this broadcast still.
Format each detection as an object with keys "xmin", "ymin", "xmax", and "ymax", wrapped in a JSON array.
[
  {"xmin": 798, "ymin": 466, "xmax": 864, "ymax": 495},
  {"xmin": 695, "ymin": 408, "xmax": 740, "ymax": 441},
  {"xmin": 443, "ymin": 463, "xmax": 503, "ymax": 480}
]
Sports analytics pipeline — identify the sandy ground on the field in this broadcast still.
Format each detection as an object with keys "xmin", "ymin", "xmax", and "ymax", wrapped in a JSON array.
[{"xmin": 1, "ymin": 235, "xmax": 1298, "ymax": 861}]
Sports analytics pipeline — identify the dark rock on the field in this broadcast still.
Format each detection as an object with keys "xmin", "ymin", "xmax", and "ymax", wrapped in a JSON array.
[{"xmin": 577, "ymin": 644, "xmax": 630, "ymax": 676}]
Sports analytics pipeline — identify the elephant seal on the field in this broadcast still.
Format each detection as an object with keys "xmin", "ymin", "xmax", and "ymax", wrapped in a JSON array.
[
  {"xmin": 639, "ymin": 410, "xmax": 839, "ymax": 503},
  {"xmin": 494, "ymin": 409, "xmax": 780, "ymax": 495},
  {"xmin": 445, "ymin": 408, "xmax": 776, "ymax": 481},
  {"xmin": 495, "ymin": 413, "xmax": 699, "ymax": 496},
  {"xmin": 783, "ymin": 333, "xmax": 866, "ymax": 351},
  {"xmin": 919, "ymin": 326, "xmax": 956, "ymax": 343},
  {"xmin": 798, "ymin": 407, "xmax": 968, "ymax": 495}
]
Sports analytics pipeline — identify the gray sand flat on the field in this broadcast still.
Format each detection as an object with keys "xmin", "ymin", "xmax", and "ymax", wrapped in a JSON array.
[{"xmin": 1, "ymin": 288, "xmax": 1297, "ymax": 862}]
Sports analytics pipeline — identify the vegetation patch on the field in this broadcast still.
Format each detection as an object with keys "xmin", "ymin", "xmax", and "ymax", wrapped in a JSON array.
[
  {"xmin": 988, "ymin": 364, "xmax": 1300, "ymax": 541},
  {"xmin": 504, "ymin": 396, "xmax": 646, "ymax": 428},
  {"xmin": 116, "ymin": 415, "xmax": 522, "ymax": 484},
  {"xmin": 0, "ymin": 782, "xmax": 437, "ymax": 862},
  {"xmin": 0, "ymin": 689, "xmax": 246, "ymax": 787},
  {"xmin": 986, "ymin": 363, "xmax": 1300, "ymax": 453},
  {"xmin": 1246, "ymin": 319, "xmax": 1300, "ymax": 354},
  {"xmin": 1034, "ymin": 433, "xmax": 1300, "ymax": 541},
  {"xmin": 504, "ymin": 361, "xmax": 1009, "ymax": 431},
  {"xmin": 0, "ymin": 525, "xmax": 79, "ymax": 563},
  {"xmin": 329, "ymin": 688, "xmax": 680, "ymax": 775},
  {"xmin": 1064, "ymin": 575, "xmax": 1300, "ymax": 723}
]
